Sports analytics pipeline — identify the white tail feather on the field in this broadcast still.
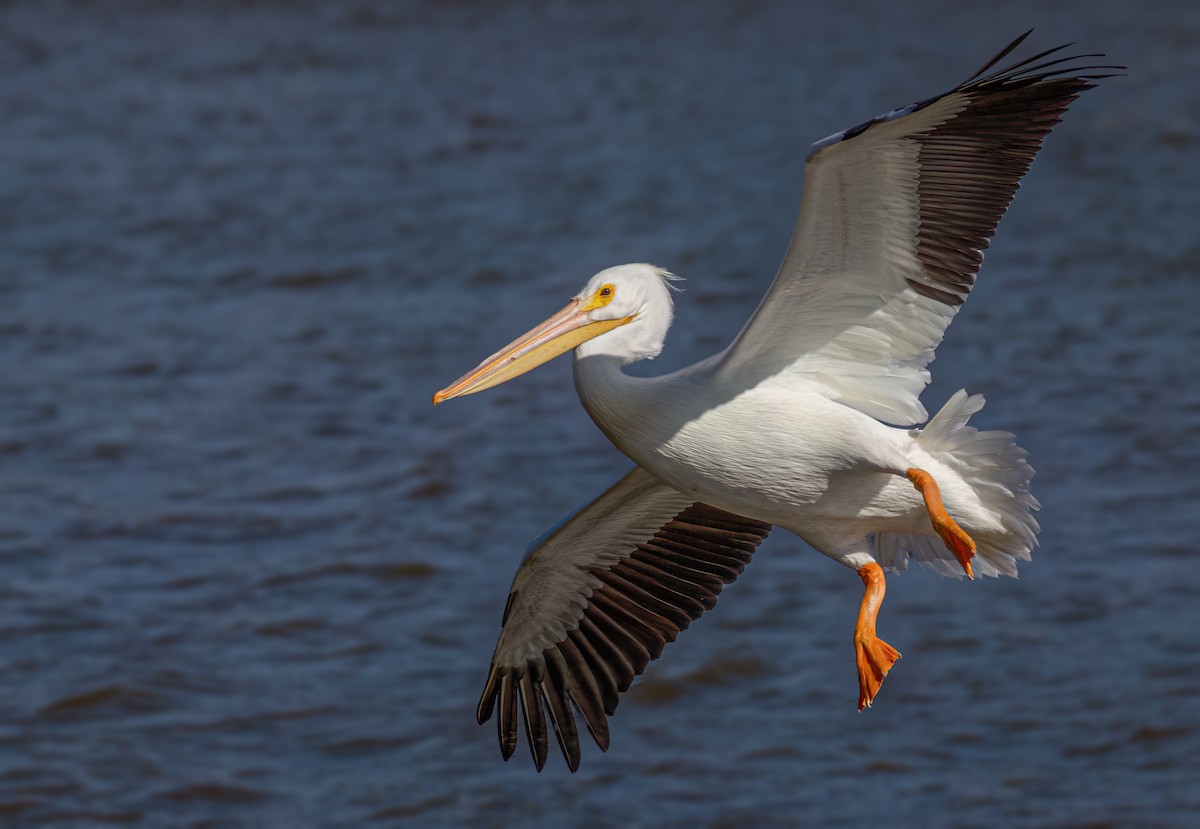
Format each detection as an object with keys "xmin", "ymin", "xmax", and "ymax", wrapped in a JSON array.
[{"xmin": 878, "ymin": 390, "xmax": 1040, "ymax": 578}]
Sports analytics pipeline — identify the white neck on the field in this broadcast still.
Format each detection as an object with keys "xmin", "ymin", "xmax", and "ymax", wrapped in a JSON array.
[
  {"xmin": 572, "ymin": 346, "xmax": 710, "ymax": 469},
  {"xmin": 572, "ymin": 352, "xmax": 645, "ymax": 450}
]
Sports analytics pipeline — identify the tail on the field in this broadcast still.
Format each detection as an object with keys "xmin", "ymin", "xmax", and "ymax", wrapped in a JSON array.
[{"xmin": 877, "ymin": 390, "xmax": 1040, "ymax": 578}]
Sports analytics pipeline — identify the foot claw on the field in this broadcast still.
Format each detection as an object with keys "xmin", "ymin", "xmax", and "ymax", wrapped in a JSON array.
[{"xmin": 933, "ymin": 516, "xmax": 976, "ymax": 579}]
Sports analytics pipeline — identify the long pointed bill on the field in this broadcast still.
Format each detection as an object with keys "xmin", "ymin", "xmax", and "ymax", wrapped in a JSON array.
[{"xmin": 434, "ymin": 300, "xmax": 634, "ymax": 404}]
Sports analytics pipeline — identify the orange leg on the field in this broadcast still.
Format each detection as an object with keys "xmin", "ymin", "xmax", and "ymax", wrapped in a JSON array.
[
  {"xmin": 906, "ymin": 467, "xmax": 976, "ymax": 580},
  {"xmin": 855, "ymin": 563, "xmax": 901, "ymax": 710}
]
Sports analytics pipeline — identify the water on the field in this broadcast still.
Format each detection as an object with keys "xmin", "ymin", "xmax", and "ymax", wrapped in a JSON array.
[{"xmin": 1, "ymin": 1, "xmax": 1197, "ymax": 826}]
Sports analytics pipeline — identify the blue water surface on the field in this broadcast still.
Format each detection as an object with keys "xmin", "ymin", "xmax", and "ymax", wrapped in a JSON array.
[{"xmin": 1, "ymin": 1, "xmax": 1197, "ymax": 826}]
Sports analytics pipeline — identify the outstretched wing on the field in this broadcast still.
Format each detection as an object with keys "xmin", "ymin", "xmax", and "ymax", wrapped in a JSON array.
[
  {"xmin": 717, "ymin": 32, "xmax": 1119, "ymax": 426},
  {"xmin": 476, "ymin": 466, "xmax": 772, "ymax": 772}
]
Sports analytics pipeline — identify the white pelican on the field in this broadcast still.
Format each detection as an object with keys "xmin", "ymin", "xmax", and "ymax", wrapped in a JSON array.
[{"xmin": 435, "ymin": 32, "xmax": 1118, "ymax": 771}]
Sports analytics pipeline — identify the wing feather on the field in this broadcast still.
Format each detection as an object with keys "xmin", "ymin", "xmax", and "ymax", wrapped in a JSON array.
[
  {"xmin": 519, "ymin": 669, "xmax": 549, "ymax": 771},
  {"xmin": 476, "ymin": 466, "xmax": 771, "ymax": 771},
  {"xmin": 718, "ymin": 34, "xmax": 1120, "ymax": 425}
]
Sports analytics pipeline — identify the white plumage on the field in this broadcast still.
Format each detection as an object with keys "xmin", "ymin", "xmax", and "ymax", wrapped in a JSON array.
[{"xmin": 435, "ymin": 32, "xmax": 1118, "ymax": 771}]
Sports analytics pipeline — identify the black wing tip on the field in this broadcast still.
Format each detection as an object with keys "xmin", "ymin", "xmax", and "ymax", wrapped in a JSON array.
[
  {"xmin": 562, "ymin": 744, "xmax": 582, "ymax": 773},
  {"xmin": 479, "ymin": 657, "xmax": 591, "ymax": 772},
  {"xmin": 476, "ymin": 664, "xmax": 500, "ymax": 725},
  {"xmin": 808, "ymin": 32, "xmax": 1120, "ymax": 161},
  {"xmin": 965, "ymin": 32, "xmax": 1122, "ymax": 91},
  {"xmin": 499, "ymin": 736, "xmax": 517, "ymax": 761},
  {"xmin": 965, "ymin": 29, "xmax": 1036, "ymax": 82},
  {"xmin": 521, "ymin": 672, "xmax": 551, "ymax": 772},
  {"xmin": 479, "ymin": 504, "xmax": 773, "ymax": 773}
]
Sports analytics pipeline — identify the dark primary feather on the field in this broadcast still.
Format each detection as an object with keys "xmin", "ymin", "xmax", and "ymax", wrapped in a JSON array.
[
  {"xmin": 716, "ymin": 32, "xmax": 1120, "ymax": 427},
  {"xmin": 820, "ymin": 32, "xmax": 1122, "ymax": 308},
  {"xmin": 907, "ymin": 40, "xmax": 1121, "ymax": 306},
  {"xmin": 476, "ymin": 502, "xmax": 771, "ymax": 772}
]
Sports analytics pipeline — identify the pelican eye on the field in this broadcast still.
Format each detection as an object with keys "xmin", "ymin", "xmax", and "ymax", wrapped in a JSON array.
[{"xmin": 582, "ymin": 283, "xmax": 617, "ymax": 311}]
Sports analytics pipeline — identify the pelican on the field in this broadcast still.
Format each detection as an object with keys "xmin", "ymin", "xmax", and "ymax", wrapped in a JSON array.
[{"xmin": 435, "ymin": 32, "xmax": 1117, "ymax": 771}]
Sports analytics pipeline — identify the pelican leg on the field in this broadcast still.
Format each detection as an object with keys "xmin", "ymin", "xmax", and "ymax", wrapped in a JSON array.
[
  {"xmin": 906, "ymin": 467, "xmax": 976, "ymax": 580},
  {"xmin": 854, "ymin": 562, "xmax": 900, "ymax": 711}
]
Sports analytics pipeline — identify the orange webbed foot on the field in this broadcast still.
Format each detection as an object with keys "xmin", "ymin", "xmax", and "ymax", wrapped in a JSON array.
[
  {"xmin": 854, "ymin": 562, "xmax": 901, "ymax": 711},
  {"xmin": 906, "ymin": 468, "xmax": 976, "ymax": 580},
  {"xmin": 855, "ymin": 632, "xmax": 901, "ymax": 711},
  {"xmin": 933, "ymin": 515, "xmax": 976, "ymax": 579}
]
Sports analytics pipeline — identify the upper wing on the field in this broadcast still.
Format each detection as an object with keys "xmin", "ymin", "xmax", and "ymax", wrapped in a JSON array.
[
  {"xmin": 475, "ymin": 466, "xmax": 772, "ymax": 772},
  {"xmin": 717, "ymin": 33, "xmax": 1119, "ymax": 425}
]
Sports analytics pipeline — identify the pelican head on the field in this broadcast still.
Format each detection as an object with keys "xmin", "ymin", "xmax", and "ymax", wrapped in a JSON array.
[{"xmin": 434, "ymin": 263, "xmax": 677, "ymax": 403}]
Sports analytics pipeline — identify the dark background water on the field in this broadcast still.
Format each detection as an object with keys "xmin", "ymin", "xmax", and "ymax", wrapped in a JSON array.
[{"xmin": 1, "ymin": 1, "xmax": 1197, "ymax": 826}]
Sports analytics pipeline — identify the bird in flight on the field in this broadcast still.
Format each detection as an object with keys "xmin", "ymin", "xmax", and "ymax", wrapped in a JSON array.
[{"xmin": 435, "ymin": 31, "xmax": 1119, "ymax": 772}]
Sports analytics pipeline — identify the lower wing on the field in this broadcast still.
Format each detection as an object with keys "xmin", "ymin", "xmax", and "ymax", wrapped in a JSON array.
[{"xmin": 476, "ymin": 466, "xmax": 772, "ymax": 771}]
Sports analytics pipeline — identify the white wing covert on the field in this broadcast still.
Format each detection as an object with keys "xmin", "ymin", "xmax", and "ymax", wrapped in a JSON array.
[
  {"xmin": 476, "ymin": 466, "xmax": 771, "ymax": 771},
  {"xmin": 718, "ymin": 33, "xmax": 1119, "ymax": 425}
]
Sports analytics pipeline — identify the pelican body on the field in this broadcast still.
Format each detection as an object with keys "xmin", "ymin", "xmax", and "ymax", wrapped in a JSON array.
[{"xmin": 435, "ymin": 33, "xmax": 1118, "ymax": 772}]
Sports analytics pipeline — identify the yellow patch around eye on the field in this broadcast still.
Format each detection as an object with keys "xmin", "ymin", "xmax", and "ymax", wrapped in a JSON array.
[{"xmin": 580, "ymin": 283, "xmax": 616, "ymax": 311}]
